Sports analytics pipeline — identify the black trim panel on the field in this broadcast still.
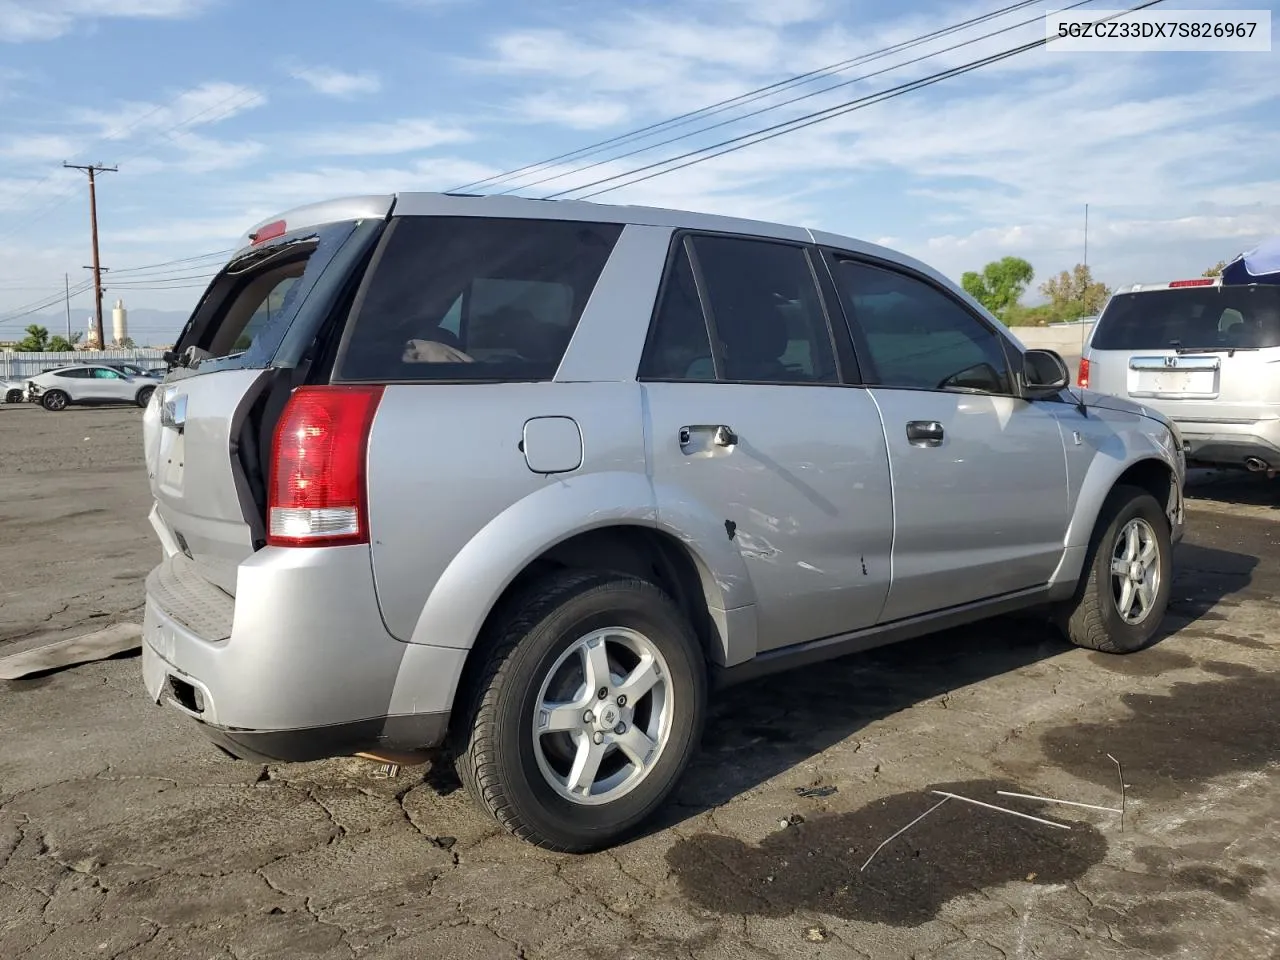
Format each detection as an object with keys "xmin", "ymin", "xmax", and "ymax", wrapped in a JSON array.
[
  {"xmin": 194, "ymin": 711, "xmax": 450, "ymax": 763},
  {"xmin": 712, "ymin": 586, "xmax": 1054, "ymax": 688}
]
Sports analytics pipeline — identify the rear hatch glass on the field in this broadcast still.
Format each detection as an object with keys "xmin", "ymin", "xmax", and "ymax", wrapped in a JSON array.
[
  {"xmin": 333, "ymin": 216, "xmax": 623, "ymax": 383},
  {"xmin": 171, "ymin": 219, "xmax": 382, "ymax": 372},
  {"xmin": 1092, "ymin": 285, "xmax": 1280, "ymax": 352}
]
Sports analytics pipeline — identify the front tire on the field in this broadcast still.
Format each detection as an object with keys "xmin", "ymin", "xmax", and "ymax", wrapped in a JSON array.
[
  {"xmin": 41, "ymin": 390, "xmax": 69, "ymax": 412},
  {"xmin": 453, "ymin": 571, "xmax": 706, "ymax": 852},
  {"xmin": 1058, "ymin": 485, "xmax": 1172, "ymax": 653},
  {"xmin": 135, "ymin": 386, "xmax": 155, "ymax": 408}
]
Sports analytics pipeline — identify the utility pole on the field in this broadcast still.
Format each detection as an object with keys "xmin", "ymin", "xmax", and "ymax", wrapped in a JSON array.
[
  {"xmin": 64, "ymin": 273, "xmax": 72, "ymax": 340},
  {"xmin": 63, "ymin": 162, "xmax": 116, "ymax": 349},
  {"xmin": 82, "ymin": 266, "xmax": 108, "ymax": 346}
]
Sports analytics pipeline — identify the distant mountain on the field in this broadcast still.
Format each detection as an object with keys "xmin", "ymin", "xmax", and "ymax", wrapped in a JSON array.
[{"xmin": 4, "ymin": 308, "xmax": 191, "ymax": 349}]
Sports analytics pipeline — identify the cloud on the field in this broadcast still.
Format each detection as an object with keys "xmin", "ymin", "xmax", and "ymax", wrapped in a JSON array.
[
  {"xmin": 227, "ymin": 156, "xmax": 497, "ymax": 209},
  {"xmin": 71, "ymin": 80, "xmax": 265, "ymax": 140},
  {"xmin": 0, "ymin": 133, "xmax": 79, "ymax": 162},
  {"xmin": 514, "ymin": 94, "xmax": 631, "ymax": 130},
  {"xmin": 296, "ymin": 118, "xmax": 472, "ymax": 156},
  {"xmin": 0, "ymin": 0, "xmax": 214, "ymax": 42},
  {"xmin": 290, "ymin": 65, "xmax": 381, "ymax": 98}
]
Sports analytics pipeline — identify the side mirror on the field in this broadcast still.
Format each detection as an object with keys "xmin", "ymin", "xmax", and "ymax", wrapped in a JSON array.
[{"xmin": 1023, "ymin": 349, "xmax": 1070, "ymax": 398}]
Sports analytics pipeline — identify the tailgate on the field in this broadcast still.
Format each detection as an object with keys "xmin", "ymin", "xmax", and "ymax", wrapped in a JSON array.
[
  {"xmin": 148, "ymin": 369, "xmax": 272, "ymax": 593},
  {"xmin": 145, "ymin": 197, "xmax": 392, "ymax": 595}
]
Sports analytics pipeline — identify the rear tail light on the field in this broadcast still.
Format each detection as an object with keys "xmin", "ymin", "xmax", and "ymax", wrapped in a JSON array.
[
  {"xmin": 1077, "ymin": 357, "xmax": 1090, "ymax": 388},
  {"xmin": 267, "ymin": 386, "xmax": 383, "ymax": 547},
  {"xmin": 1168, "ymin": 278, "xmax": 1216, "ymax": 288}
]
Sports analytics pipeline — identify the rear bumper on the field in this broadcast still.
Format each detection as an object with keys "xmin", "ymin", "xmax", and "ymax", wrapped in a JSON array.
[
  {"xmin": 141, "ymin": 529, "xmax": 468, "ymax": 763},
  {"xmin": 1174, "ymin": 418, "xmax": 1280, "ymax": 468}
]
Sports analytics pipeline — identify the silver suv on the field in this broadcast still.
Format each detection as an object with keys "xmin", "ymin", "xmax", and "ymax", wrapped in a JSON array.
[
  {"xmin": 1080, "ymin": 276, "xmax": 1280, "ymax": 475},
  {"xmin": 141, "ymin": 194, "xmax": 1185, "ymax": 851}
]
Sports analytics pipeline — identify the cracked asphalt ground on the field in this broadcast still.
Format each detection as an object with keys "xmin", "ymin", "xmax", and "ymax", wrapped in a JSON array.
[{"xmin": 2, "ymin": 404, "xmax": 1278, "ymax": 960}]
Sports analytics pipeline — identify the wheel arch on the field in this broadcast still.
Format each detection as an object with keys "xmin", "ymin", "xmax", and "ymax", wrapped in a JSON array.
[
  {"xmin": 404, "ymin": 474, "xmax": 756, "ymax": 663},
  {"xmin": 1051, "ymin": 453, "xmax": 1179, "ymax": 593}
]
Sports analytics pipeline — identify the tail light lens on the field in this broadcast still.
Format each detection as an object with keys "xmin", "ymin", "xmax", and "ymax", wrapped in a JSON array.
[
  {"xmin": 1076, "ymin": 357, "xmax": 1090, "ymax": 388},
  {"xmin": 267, "ymin": 386, "xmax": 383, "ymax": 547}
]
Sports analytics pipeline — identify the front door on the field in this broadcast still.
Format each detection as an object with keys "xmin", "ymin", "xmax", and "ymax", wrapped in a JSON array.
[
  {"xmin": 642, "ymin": 234, "xmax": 894, "ymax": 653},
  {"xmin": 824, "ymin": 253, "xmax": 1071, "ymax": 622},
  {"xmin": 84, "ymin": 366, "xmax": 129, "ymax": 400}
]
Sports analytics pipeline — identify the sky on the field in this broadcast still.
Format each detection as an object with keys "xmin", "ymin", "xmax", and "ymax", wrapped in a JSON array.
[{"xmin": 1, "ymin": 0, "xmax": 1278, "ymax": 345}]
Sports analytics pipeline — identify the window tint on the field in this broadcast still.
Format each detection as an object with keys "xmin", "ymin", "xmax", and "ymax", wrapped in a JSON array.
[
  {"xmin": 1091, "ymin": 286, "xmax": 1280, "ymax": 350},
  {"xmin": 92, "ymin": 368, "xmax": 123, "ymax": 379},
  {"xmin": 692, "ymin": 236, "xmax": 837, "ymax": 384},
  {"xmin": 638, "ymin": 244, "xmax": 716, "ymax": 381},
  {"xmin": 55, "ymin": 369, "xmax": 88, "ymax": 379},
  {"xmin": 337, "ymin": 216, "xmax": 623, "ymax": 382},
  {"xmin": 831, "ymin": 259, "xmax": 1012, "ymax": 394}
]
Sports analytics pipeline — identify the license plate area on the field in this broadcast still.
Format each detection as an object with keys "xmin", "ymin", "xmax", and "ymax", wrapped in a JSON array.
[{"xmin": 1128, "ymin": 355, "xmax": 1220, "ymax": 399}]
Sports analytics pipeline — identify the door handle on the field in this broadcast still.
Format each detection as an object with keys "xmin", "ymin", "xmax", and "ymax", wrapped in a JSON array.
[
  {"xmin": 906, "ymin": 420, "xmax": 944, "ymax": 447},
  {"xmin": 679, "ymin": 424, "xmax": 738, "ymax": 451}
]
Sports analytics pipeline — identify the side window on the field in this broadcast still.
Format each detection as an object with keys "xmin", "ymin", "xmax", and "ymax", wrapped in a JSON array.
[
  {"xmin": 337, "ymin": 217, "xmax": 623, "ymax": 383},
  {"xmin": 691, "ymin": 236, "xmax": 837, "ymax": 384},
  {"xmin": 831, "ymin": 258, "xmax": 1012, "ymax": 394},
  {"xmin": 93, "ymin": 368, "xmax": 123, "ymax": 379},
  {"xmin": 638, "ymin": 244, "xmax": 715, "ymax": 381}
]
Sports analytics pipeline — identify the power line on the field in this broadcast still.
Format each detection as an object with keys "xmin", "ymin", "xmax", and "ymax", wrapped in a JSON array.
[
  {"xmin": 0, "ymin": 83, "xmax": 269, "ymax": 247},
  {"xmin": 0, "ymin": 280, "xmax": 93, "ymax": 328},
  {"xmin": 556, "ymin": 0, "xmax": 1164, "ymax": 201},
  {"xmin": 108, "ymin": 249, "xmax": 234, "ymax": 276},
  {"xmin": 0, "ymin": 249, "xmax": 231, "ymax": 318},
  {"xmin": 522, "ymin": 0, "xmax": 1088, "ymax": 198},
  {"xmin": 452, "ymin": 0, "xmax": 1048, "ymax": 196}
]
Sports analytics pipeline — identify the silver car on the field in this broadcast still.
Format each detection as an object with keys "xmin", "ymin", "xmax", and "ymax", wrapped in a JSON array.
[
  {"xmin": 1079, "ymin": 276, "xmax": 1280, "ymax": 475},
  {"xmin": 140, "ymin": 194, "xmax": 1186, "ymax": 851}
]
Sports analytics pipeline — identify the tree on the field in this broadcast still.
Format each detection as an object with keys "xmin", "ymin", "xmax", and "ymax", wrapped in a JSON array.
[
  {"xmin": 961, "ymin": 256, "xmax": 1035, "ymax": 321},
  {"xmin": 1040, "ymin": 263, "xmax": 1110, "ymax": 320},
  {"xmin": 15, "ymin": 324, "xmax": 49, "ymax": 352},
  {"xmin": 46, "ymin": 334, "xmax": 78, "ymax": 352},
  {"xmin": 1203, "ymin": 260, "xmax": 1227, "ymax": 277}
]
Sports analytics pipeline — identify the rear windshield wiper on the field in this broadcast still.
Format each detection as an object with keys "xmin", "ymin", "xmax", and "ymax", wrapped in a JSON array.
[{"xmin": 225, "ymin": 236, "xmax": 317, "ymax": 276}]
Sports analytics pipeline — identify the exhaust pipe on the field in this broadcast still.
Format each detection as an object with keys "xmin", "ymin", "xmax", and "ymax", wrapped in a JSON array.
[{"xmin": 1244, "ymin": 456, "xmax": 1277, "ymax": 479}]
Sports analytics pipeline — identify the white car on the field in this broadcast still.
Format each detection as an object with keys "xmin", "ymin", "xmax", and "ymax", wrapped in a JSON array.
[
  {"xmin": 25, "ymin": 364, "xmax": 157, "ymax": 412},
  {"xmin": 2, "ymin": 378, "xmax": 25, "ymax": 404}
]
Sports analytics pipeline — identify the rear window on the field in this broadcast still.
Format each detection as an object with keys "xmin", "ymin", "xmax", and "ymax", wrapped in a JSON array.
[
  {"xmin": 334, "ymin": 216, "xmax": 623, "ymax": 383},
  {"xmin": 171, "ymin": 219, "xmax": 377, "ymax": 373},
  {"xmin": 1092, "ymin": 286, "xmax": 1280, "ymax": 351}
]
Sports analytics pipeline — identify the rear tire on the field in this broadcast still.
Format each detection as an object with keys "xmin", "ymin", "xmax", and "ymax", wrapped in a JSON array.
[
  {"xmin": 1057, "ymin": 485, "xmax": 1172, "ymax": 653},
  {"xmin": 41, "ymin": 390, "xmax": 69, "ymax": 412},
  {"xmin": 4, "ymin": 389, "xmax": 22, "ymax": 404},
  {"xmin": 453, "ymin": 570, "xmax": 706, "ymax": 852},
  {"xmin": 135, "ymin": 386, "xmax": 155, "ymax": 408}
]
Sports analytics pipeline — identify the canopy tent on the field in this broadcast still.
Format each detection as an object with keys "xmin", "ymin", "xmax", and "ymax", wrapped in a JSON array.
[{"xmin": 1222, "ymin": 236, "xmax": 1280, "ymax": 285}]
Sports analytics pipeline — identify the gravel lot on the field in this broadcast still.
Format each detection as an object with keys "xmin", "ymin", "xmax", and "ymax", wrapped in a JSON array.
[{"xmin": 1, "ymin": 403, "xmax": 1278, "ymax": 960}]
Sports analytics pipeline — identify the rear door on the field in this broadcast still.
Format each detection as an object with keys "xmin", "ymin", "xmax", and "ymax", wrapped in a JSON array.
[
  {"xmin": 643, "ymin": 234, "xmax": 895, "ymax": 653},
  {"xmin": 822, "ymin": 251, "xmax": 1071, "ymax": 622},
  {"xmin": 146, "ymin": 199, "xmax": 393, "ymax": 593},
  {"xmin": 1087, "ymin": 282, "xmax": 1280, "ymax": 421}
]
